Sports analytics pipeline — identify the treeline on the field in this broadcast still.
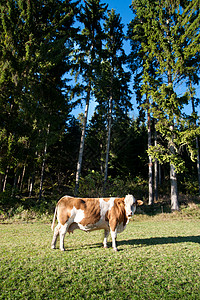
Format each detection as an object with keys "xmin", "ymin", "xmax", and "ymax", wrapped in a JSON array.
[{"xmin": 0, "ymin": 0, "xmax": 200, "ymax": 210}]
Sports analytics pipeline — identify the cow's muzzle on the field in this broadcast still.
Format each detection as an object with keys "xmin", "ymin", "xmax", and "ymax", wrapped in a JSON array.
[{"xmin": 128, "ymin": 212, "xmax": 133, "ymax": 217}]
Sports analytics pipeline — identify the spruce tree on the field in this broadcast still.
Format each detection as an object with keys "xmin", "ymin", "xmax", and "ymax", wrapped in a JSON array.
[
  {"xmin": 0, "ymin": 0, "xmax": 78, "ymax": 195},
  {"xmin": 129, "ymin": 0, "xmax": 200, "ymax": 210},
  {"xmin": 73, "ymin": 0, "xmax": 108, "ymax": 195},
  {"xmin": 94, "ymin": 9, "xmax": 131, "ymax": 192}
]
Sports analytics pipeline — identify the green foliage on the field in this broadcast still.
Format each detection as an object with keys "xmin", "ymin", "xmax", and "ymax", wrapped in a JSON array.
[
  {"xmin": 129, "ymin": 0, "xmax": 200, "ymax": 185},
  {"xmin": 75, "ymin": 169, "xmax": 148, "ymax": 199},
  {"xmin": 181, "ymin": 177, "xmax": 200, "ymax": 196},
  {"xmin": 0, "ymin": 0, "xmax": 78, "ymax": 197},
  {"xmin": 0, "ymin": 0, "xmax": 199, "ymax": 204},
  {"xmin": 78, "ymin": 170, "xmax": 104, "ymax": 197}
]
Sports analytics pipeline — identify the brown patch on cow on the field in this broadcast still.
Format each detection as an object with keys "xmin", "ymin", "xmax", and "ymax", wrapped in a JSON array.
[
  {"xmin": 57, "ymin": 196, "xmax": 101, "ymax": 226},
  {"xmin": 79, "ymin": 198, "xmax": 101, "ymax": 226},
  {"xmin": 57, "ymin": 196, "xmax": 74, "ymax": 225},
  {"xmin": 107, "ymin": 198, "xmax": 128, "ymax": 232}
]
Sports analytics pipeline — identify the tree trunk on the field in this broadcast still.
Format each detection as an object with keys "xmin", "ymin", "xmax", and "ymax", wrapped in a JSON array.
[
  {"xmin": 12, "ymin": 168, "xmax": 19, "ymax": 197},
  {"xmin": 3, "ymin": 166, "xmax": 9, "ymax": 192},
  {"xmin": 168, "ymin": 69, "xmax": 179, "ymax": 210},
  {"xmin": 169, "ymin": 125, "xmax": 179, "ymax": 211},
  {"xmin": 29, "ymin": 173, "xmax": 35, "ymax": 197},
  {"xmin": 20, "ymin": 162, "xmax": 26, "ymax": 192},
  {"xmin": 75, "ymin": 80, "xmax": 91, "ymax": 196},
  {"xmin": 147, "ymin": 101, "xmax": 153, "ymax": 205},
  {"xmin": 104, "ymin": 94, "xmax": 113, "ymax": 193},
  {"xmin": 39, "ymin": 124, "xmax": 50, "ymax": 201},
  {"xmin": 170, "ymin": 163, "xmax": 179, "ymax": 210}
]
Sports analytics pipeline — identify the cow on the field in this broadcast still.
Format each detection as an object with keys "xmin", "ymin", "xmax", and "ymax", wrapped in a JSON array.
[{"xmin": 51, "ymin": 195, "xmax": 143, "ymax": 251}]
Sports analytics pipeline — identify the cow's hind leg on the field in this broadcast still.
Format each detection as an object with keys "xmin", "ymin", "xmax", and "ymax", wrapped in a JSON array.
[
  {"xmin": 59, "ymin": 223, "xmax": 69, "ymax": 251},
  {"xmin": 103, "ymin": 229, "xmax": 110, "ymax": 248},
  {"xmin": 111, "ymin": 229, "xmax": 118, "ymax": 251},
  {"xmin": 51, "ymin": 224, "xmax": 61, "ymax": 249}
]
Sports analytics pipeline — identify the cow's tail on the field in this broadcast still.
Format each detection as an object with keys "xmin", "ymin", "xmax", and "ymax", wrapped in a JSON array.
[{"xmin": 51, "ymin": 206, "xmax": 57, "ymax": 231}]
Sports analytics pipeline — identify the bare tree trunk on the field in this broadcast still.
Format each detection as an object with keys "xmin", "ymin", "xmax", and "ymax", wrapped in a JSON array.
[
  {"xmin": 29, "ymin": 151, "xmax": 37, "ymax": 197},
  {"xmin": 12, "ymin": 168, "xmax": 19, "ymax": 197},
  {"xmin": 104, "ymin": 94, "xmax": 113, "ymax": 193},
  {"xmin": 20, "ymin": 162, "xmax": 26, "ymax": 192},
  {"xmin": 29, "ymin": 174, "xmax": 35, "ymax": 197},
  {"xmin": 170, "ymin": 163, "xmax": 179, "ymax": 210},
  {"xmin": 3, "ymin": 166, "xmax": 9, "ymax": 192},
  {"xmin": 168, "ymin": 68, "xmax": 179, "ymax": 210},
  {"xmin": 39, "ymin": 124, "xmax": 50, "ymax": 201},
  {"xmin": 100, "ymin": 143, "xmax": 104, "ymax": 175},
  {"xmin": 170, "ymin": 125, "xmax": 179, "ymax": 211},
  {"xmin": 75, "ymin": 80, "xmax": 91, "ymax": 196},
  {"xmin": 147, "ymin": 101, "xmax": 153, "ymax": 205}
]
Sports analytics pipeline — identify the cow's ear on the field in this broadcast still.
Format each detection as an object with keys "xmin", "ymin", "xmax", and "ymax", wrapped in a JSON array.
[{"xmin": 137, "ymin": 200, "xmax": 143, "ymax": 206}]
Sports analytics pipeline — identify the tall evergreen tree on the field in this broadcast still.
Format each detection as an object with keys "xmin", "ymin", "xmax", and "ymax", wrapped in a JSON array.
[
  {"xmin": 0, "ymin": 0, "xmax": 79, "ymax": 195},
  {"xmin": 129, "ymin": 0, "xmax": 200, "ymax": 210},
  {"xmin": 128, "ymin": 12, "xmax": 161, "ymax": 205},
  {"xmin": 94, "ymin": 9, "xmax": 131, "ymax": 192},
  {"xmin": 73, "ymin": 0, "xmax": 108, "ymax": 195}
]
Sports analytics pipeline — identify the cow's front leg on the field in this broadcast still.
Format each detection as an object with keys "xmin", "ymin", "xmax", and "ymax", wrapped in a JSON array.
[
  {"xmin": 103, "ymin": 229, "xmax": 110, "ymax": 248},
  {"xmin": 110, "ymin": 229, "xmax": 118, "ymax": 251},
  {"xmin": 59, "ymin": 223, "xmax": 69, "ymax": 251},
  {"xmin": 51, "ymin": 224, "xmax": 61, "ymax": 249}
]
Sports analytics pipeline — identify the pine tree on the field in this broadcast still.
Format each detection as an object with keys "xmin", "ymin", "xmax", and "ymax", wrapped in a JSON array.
[
  {"xmin": 129, "ymin": 0, "xmax": 200, "ymax": 210},
  {"xmin": 73, "ymin": 0, "xmax": 108, "ymax": 195},
  {"xmin": 0, "ymin": 0, "xmax": 78, "ymax": 195},
  {"xmin": 94, "ymin": 9, "xmax": 131, "ymax": 192},
  {"xmin": 128, "ymin": 12, "xmax": 161, "ymax": 205}
]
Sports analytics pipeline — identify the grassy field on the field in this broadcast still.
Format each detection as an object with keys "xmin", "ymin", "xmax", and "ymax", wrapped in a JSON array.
[{"xmin": 0, "ymin": 214, "xmax": 200, "ymax": 299}]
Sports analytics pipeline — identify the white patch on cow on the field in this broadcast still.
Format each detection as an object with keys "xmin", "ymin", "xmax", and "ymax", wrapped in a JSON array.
[
  {"xmin": 124, "ymin": 194, "xmax": 136, "ymax": 217},
  {"xmin": 75, "ymin": 198, "xmax": 115, "ymax": 232},
  {"xmin": 99, "ymin": 197, "xmax": 115, "ymax": 218},
  {"xmin": 70, "ymin": 206, "xmax": 85, "ymax": 223}
]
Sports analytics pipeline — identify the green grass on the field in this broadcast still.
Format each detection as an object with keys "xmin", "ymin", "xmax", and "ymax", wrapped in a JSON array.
[{"xmin": 0, "ymin": 217, "xmax": 200, "ymax": 299}]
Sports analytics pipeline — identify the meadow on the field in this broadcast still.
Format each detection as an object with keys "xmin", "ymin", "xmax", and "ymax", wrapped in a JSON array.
[{"xmin": 0, "ymin": 211, "xmax": 200, "ymax": 299}]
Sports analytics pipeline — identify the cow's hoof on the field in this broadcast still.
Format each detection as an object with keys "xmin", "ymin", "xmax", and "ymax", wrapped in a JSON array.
[
  {"xmin": 113, "ymin": 248, "xmax": 118, "ymax": 252},
  {"xmin": 60, "ymin": 248, "xmax": 65, "ymax": 251},
  {"xmin": 51, "ymin": 245, "xmax": 56, "ymax": 250}
]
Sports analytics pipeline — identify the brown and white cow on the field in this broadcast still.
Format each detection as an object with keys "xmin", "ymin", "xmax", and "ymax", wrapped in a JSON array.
[{"xmin": 51, "ymin": 195, "xmax": 143, "ymax": 251}]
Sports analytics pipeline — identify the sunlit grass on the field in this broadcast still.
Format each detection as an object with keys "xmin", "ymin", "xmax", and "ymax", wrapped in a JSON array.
[{"xmin": 0, "ymin": 217, "xmax": 200, "ymax": 299}]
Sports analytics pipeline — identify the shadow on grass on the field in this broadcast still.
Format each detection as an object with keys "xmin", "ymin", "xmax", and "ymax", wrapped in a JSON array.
[
  {"xmin": 58, "ymin": 235, "xmax": 200, "ymax": 252},
  {"xmin": 117, "ymin": 235, "xmax": 200, "ymax": 248}
]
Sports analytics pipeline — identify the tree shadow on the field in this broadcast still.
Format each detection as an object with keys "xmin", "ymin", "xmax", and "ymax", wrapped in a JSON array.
[
  {"xmin": 53, "ymin": 235, "xmax": 200, "ymax": 252},
  {"xmin": 117, "ymin": 235, "xmax": 200, "ymax": 248}
]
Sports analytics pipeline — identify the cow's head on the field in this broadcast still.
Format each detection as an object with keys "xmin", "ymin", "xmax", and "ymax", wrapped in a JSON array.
[{"xmin": 124, "ymin": 194, "xmax": 143, "ymax": 218}]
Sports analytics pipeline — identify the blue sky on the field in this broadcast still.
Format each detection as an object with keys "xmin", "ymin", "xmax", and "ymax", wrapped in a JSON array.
[
  {"xmin": 107, "ymin": 0, "xmax": 133, "ymax": 28},
  {"xmin": 72, "ymin": 0, "xmax": 200, "ymax": 120}
]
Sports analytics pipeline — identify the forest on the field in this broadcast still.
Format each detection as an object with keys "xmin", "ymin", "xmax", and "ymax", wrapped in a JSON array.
[{"xmin": 0, "ymin": 0, "xmax": 200, "ymax": 214}]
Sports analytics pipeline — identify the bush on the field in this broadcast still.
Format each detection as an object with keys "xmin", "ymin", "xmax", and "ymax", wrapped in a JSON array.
[
  {"xmin": 78, "ymin": 170, "xmax": 104, "ymax": 197},
  {"xmin": 78, "ymin": 170, "xmax": 148, "ymax": 199}
]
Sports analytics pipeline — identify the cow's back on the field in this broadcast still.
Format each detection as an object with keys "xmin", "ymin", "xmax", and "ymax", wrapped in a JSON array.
[{"xmin": 57, "ymin": 196, "xmax": 101, "ymax": 226}]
